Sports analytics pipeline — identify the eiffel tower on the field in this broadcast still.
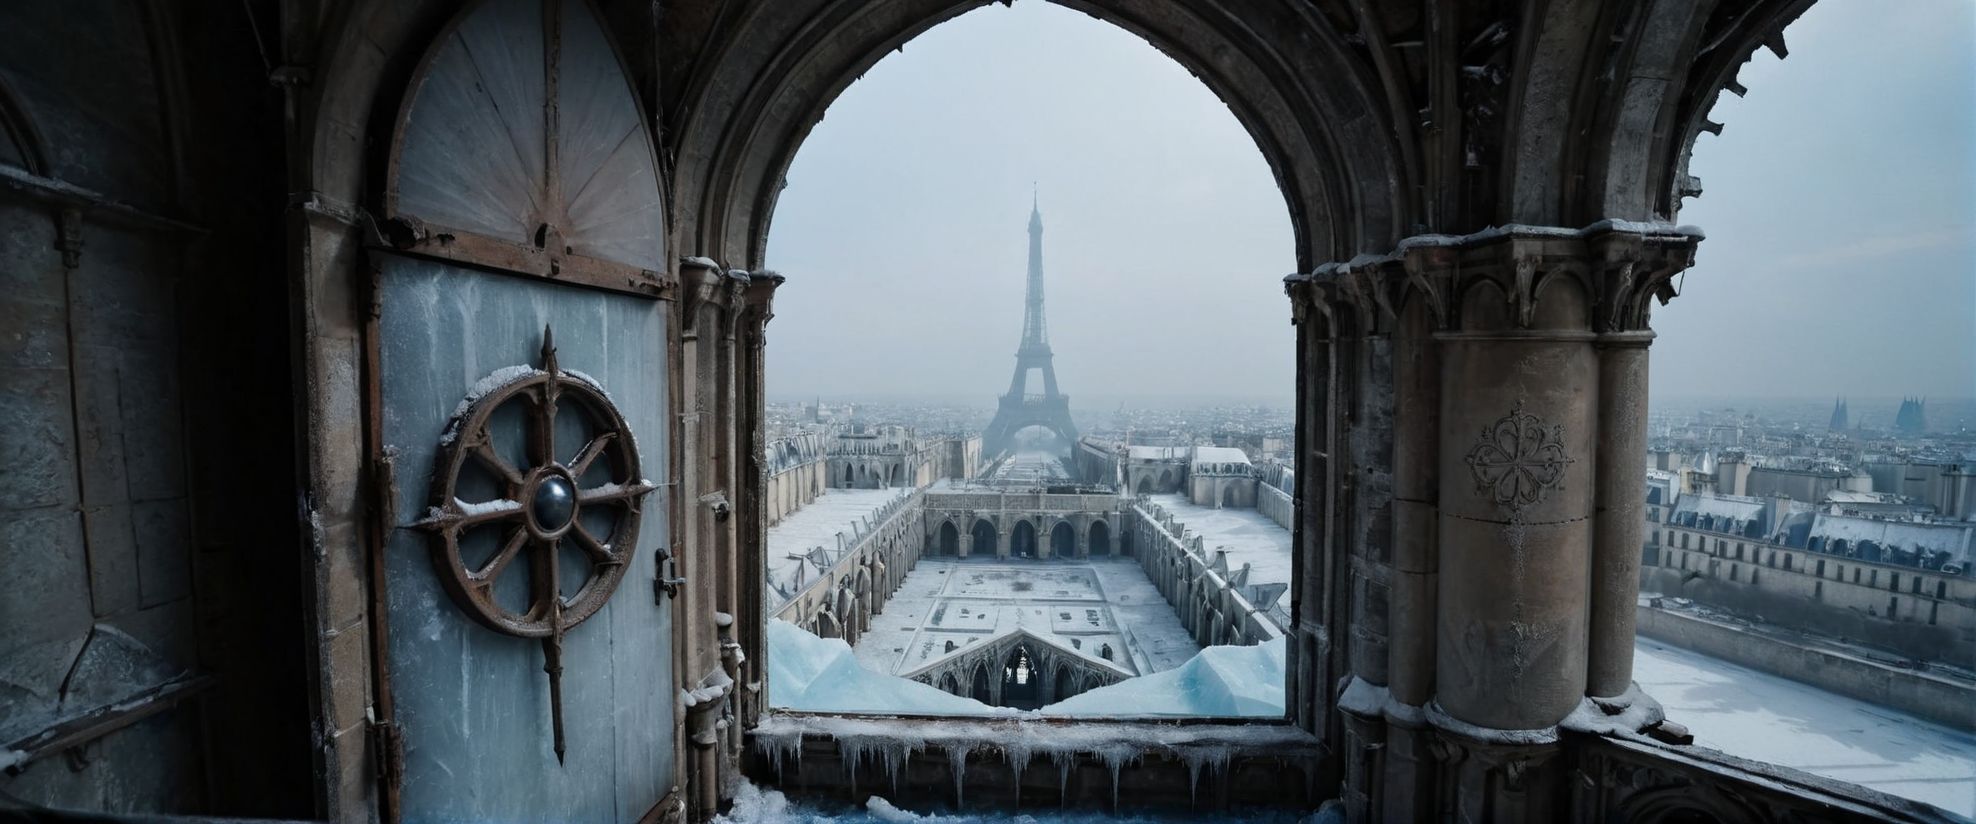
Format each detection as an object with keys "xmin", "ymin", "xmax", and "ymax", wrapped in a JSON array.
[{"xmin": 982, "ymin": 195, "xmax": 1078, "ymax": 459}]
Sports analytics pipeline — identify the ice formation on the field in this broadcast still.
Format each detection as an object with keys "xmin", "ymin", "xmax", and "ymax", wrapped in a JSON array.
[
  {"xmin": 771, "ymin": 618, "xmax": 1286, "ymax": 720},
  {"xmin": 711, "ymin": 778, "xmax": 1333, "ymax": 823},
  {"xmin": 767, "ymin": 619, "xmax": 1011, "ymax": 716},
  {"xmin": 1038, "ymin": 635, "xmax": 1286, "ymax": 718}
]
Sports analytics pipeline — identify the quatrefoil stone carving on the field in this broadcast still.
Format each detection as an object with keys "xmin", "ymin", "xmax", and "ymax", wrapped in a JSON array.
[{"xmin": 1463, "ymin": 404, "xmax": 1574, "ymax": 515}]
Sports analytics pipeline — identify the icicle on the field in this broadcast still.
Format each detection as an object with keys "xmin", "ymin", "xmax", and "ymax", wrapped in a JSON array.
[
  {"xmin": 836, "ymin": 736, "xmax": 869, "ymax": 796},
  {"xmin": 1050, "ymin": 749, "xmax": 1075, "ymax": 807},
  {"xmin": 947, "ymin": 742, "xmax": 975, "ymax": 808},
  {"xmin": 751, "ymin": 730, "xmax": 804, "ymax": 780},
  {"xmin": 1004, "ymin": 740, "xmax": 1033, "ymax": 782},
  {"xmin": 1177, "ymin": 744, "xmax": 1235, "ymax": 805},
  {"xmin": 1093, "ymin": 742, "xmax": 1139, "ymax": 810},
  {"xmin": 880, "ymin": 738, "xmax": 921, "ymax": 797},
  {"xmin": 1004, "ymin": 739, "xmax": 1033, "ymax": 806}
]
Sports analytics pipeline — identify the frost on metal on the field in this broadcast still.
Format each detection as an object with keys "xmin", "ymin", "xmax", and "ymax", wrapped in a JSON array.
[{"xmin": 438, "ymin": 365, "xmax": 543, "ymax": 446}]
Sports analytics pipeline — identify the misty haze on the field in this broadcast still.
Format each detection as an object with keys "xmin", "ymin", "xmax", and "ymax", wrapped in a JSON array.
[{"xmin": 4, "ymin": 0, "xmax": 1973, "ymax": 820}]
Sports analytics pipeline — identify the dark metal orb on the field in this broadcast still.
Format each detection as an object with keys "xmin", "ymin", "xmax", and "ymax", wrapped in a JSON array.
[{"xmin": 532, "ymin": 475, "xmax": 576, "ymax": 532}]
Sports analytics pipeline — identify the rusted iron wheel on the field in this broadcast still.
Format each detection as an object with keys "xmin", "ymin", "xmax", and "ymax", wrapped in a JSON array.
[{"xmin": 416, "ymin": 329, "xmax": 655, "ymax": 639}]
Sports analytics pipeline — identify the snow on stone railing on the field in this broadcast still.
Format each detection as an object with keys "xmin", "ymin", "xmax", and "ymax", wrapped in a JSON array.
[
  {"xmin": 1127, "ymin": 500, "xmax": 1284, "ymax": 640},
  {"xmin": 772, "ymin": 488, "xmax": 926, "ymax": 620}
]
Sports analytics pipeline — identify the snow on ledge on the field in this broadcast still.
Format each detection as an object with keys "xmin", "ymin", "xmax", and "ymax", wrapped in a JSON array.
[
  {"xmin": 1335, "ymin": 676, "xmax": 1425, "ymax": 727},
  {"xmin": 1423, "ymin": 701, "xmax": 1559, "ymax": 746},
  {"xmin": 1560, "ymin": 683, "xmax": 1666, "ymax": 738}
]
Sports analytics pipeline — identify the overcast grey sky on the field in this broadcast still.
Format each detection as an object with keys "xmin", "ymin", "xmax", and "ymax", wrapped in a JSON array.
[
  {"xmin": 764, "ymin": 0, "xmax": 1974, "ymax": 406},
  {"xmin": 1659, "ymin": 0, "xmax": 1975, "ymax": 401}
]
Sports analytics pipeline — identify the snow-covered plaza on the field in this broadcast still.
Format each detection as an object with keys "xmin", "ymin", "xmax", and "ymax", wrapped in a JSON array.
[{"xmin": 853, "ymin": 557, "xmax": 1201, "ymax": 678}]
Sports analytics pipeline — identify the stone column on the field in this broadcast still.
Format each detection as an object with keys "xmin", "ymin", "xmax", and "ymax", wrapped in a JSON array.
[
  {"xmin": 738, "ymin": 272, "xmax": 782, "ymax": 729},
  {"xmin": 1587, "ymin": 337, "xmax": 1649, "ymax": 697},
  {"xmin": 1584, "ymin": 234, "xmax": 1691, "ymax": 699},
  {"xmin": 1435, "ymin": 237, "xmax": 1598, "ymax": 732}
]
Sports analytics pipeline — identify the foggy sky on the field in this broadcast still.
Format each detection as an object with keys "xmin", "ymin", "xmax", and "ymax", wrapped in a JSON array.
[
  {"xmin": 763, "ymin": 0, "xmax": 1974, "ymax": 407},
  {"xmin": 1657, "ymin": 0, "xmax": 1975, "ymax": 401}
]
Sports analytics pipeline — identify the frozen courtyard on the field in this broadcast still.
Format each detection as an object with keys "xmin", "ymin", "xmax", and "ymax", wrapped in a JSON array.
[{"xmin": 854, "ymin": 557, "xmax": 1200, "ymax": 678}]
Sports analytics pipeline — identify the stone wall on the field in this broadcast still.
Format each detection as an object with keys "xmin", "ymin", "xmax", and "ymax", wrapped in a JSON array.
[
  {"xmin": 1257, "ymin": 483, "xmax": 1295, "ymax": 531},
  {"xmin": 921, "ymin": 490, "xmax": 1124, "ymax": 560},
  {"xmin": 1635, "ymin": 605, "xmax": 1976, "ymax": 732},
  {"xmin": 764, "ymin": 449, "xmax": 825, "ymax": 526},
  {"xmin": 0, "ymin": 2, "xmax": 309, "ymax": 813}
]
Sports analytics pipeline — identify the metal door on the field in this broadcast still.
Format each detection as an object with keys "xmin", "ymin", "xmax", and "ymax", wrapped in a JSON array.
[{"xmin": 369, "ymin": 0, "xmax": 674, "ymax": 820}]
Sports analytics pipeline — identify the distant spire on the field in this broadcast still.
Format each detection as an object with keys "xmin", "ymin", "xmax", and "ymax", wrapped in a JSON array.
[{"xmin": 1021, "ymin": 193, "xmax": 1047, "ymax": 348}]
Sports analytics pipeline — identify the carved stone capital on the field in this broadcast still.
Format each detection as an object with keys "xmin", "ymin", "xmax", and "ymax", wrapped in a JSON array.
[
  {"xmin": 1587, "ymin": 229, "xmax": 1697, "ymax": 334},
  {"xmin": 1398, "ymin": 245, "xmax": 1456, "ymax": 329},
  {"xmin": 1336, "ymin": 255, "xmax": 1402, "ymax": 334},
  {"xmin": 1348, "ymin": 223, "xmax": 1701, "ymax": 336},
  {"xmin": 679, "ymin": 256, "xmax": 724, "ymax": 335},
  {"xmin": 1283, "ymin": 275, "xmax": 1312, "ymax": 326}
]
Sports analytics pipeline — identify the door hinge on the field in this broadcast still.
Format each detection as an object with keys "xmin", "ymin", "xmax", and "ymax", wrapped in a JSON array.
[
  {"xmin": 369, "ymin": 718, "xmax": 405, "ymax": 792},
  {"xmin": 373, "ymin": 448, "xmax": 401, "ymax": 531}
]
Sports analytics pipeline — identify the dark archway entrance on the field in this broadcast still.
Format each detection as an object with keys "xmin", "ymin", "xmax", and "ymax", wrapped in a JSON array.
[
  {"xmin": 938, "ymin": 520, "xmax": 960, "ymax": 556},
  {"xmin": 1000, "ymin": 646, "xmax": 1042, "ymax": 709},
  {"xmin": 1090, "ymin": 520, "xmax": 1112, "ymax": 556},
  {"xmin": 1053, "ymin": 665, "xmax": 1075, "ymax": 703},
  {"xmin": 969, "ymin": 665, "xmax": 991, "ymax": 704},
  {"xmin": 1222, "ymin": 484, "xmax": 1240, "ymax": 508},
  {"xmin": 1136, "ymin": 476, "xmax": 1152, "ymax": 494},
  {"xmin": 971, "ymin": 519, "xmax": 998, "ymax": 557},
  {"xmin": 1010, "ymin": 520, "xmax": 1038, "ymax": 558},
  {"xmin": 939, "ymin": 672, "xmax": 959, "ymax": 695},
  {"xmin": 1050, "ymin": 521, "xmax": 1075, "ymax": 557}
]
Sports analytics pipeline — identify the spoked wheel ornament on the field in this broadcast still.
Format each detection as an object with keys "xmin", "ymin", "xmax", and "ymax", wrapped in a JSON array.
[{"xmin": 415, "ymin": 326, "xmax": 655, "ymax": 764}]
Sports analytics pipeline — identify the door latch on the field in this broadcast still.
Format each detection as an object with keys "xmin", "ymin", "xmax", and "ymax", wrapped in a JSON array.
[{"xmin": 655, "ymin": 556, "xmax": 686, "ymax": 602}]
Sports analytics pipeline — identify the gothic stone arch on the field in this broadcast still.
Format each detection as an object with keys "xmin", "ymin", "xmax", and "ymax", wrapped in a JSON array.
[{"xmin": 275, "ymin": 0, "xmax": 1834, "ymax": 818}]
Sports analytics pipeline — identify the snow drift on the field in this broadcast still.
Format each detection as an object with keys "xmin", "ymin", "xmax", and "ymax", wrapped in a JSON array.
[
  {"xmin": 1040, "ymin": 635, "xmax": 1285, "ymax": 717},
  {"xmin": 768, "ymin": 619, "xmax": 1011, "ymax": 716}
]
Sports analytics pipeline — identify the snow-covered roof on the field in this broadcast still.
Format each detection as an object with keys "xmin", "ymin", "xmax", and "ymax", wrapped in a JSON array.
[
  {"xmin": 1190, "ymin": 446, "xmax": 1251, "ymax": 467},
  {"xmin": 1672, "ymin": 491, "xmax": 1765, "ymax": 524},
  {"xmin": 1809, "ymin": 514, "xmax": 1974, "ymax": 563},
  {"xmin": 1822, "ymin": 490, "xmax": 1900, "ymax": 505}
]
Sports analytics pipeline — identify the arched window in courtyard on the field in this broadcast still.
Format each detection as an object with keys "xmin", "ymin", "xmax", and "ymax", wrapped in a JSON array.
[
  {"xmin": 1050, "ymin": 521, "xmax": 1076, "ymax": 557},
  {"xmin": 1010, "ymin": 521, "xmax": 1038, "ymax": 559},
  {"xmin": 970, "ymin": 519, "xmax": 998, "ymax": 557},
  {"xmin": 937, "ymin": 520, "xmax": 960, "ymax": 556}
]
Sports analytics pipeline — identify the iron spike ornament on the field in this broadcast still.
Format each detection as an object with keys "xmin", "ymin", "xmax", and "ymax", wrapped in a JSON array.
[{"xmin": 415, "ymin": 325, "xmax": 656, "ymax": 765}]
